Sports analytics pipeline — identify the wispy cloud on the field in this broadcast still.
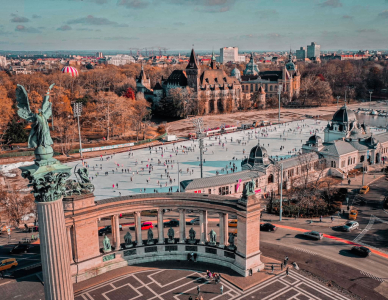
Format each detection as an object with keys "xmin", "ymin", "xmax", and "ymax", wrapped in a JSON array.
[
  {"xmin": 378, "ymin": 10, "xmax": 388, "ymax": 19},
  {"xmin": 117, "ymin": 0, "xmax": 149, "ymax": 9},
  {"xmin": 257, "ymin": 9, "xmax": 278, "ymax": 19},
  {"xmin": 67, "ymin": 15, "xmax": 117, "ymax": 26},
  {"xmin": 57, "ymin": 25, "xmax": 72, "ymax": 31},
  {"xmin": 319, "ymin": 0, "xmax": 342, "ymax": 8},
  {"xmin": 342, "ymin": 15, "xmax": 353, "ymax": 19},
  {"xmin": 15, "ymin": 25, "xmax": 41, "ymax": 33},
  {"xmin": 103, "ymin": 36, "xmax": 139, "ymax": 40},
  {"xmin": 32, "ymin": 14, "xmax": 41, "ymax": 19},
  {"xmin": 11, "ymin": 16, "xmax": 30, "ymax": 23},
  {"xmin": 173, "ymin": 22, "xmax": 185, "ymax": 26},
  {"xmin": 356, "ymin": 29, "xmax": 377, "ymax": 33}
]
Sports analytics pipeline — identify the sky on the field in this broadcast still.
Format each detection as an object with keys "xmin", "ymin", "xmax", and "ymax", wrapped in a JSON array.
[{"xmin": 0, "ymin": 0, "xmax": 387, "ymax": 51}]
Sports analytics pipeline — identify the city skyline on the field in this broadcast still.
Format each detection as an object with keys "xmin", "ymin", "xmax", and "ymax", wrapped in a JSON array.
[{"xmin": 0, "ymin": 0, "xmax": 387, "ymax": 51}]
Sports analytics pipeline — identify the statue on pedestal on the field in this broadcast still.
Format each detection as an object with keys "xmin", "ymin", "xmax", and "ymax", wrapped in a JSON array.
[
  {"xmin": 188, "ymin": 227, "xmax": 196, "ymax": 244},
  {"xmin": 227, "ymin": 232, "xmax": 236, "ymax": 250},
  {"xmin": 103, "ymin": 235, "xmax": 112, "ymax": 253},
  {"xmin": 124, "ymin": 232, "xmax": 132, "ymax": 248},
  {"xmin": 208, "ymin": 229, "xmax": 217, "ymax": 246},
  {"xmin": 147, "ymin": 228, "xmax": 154, "ymax": 245},
  {"xmin": 167, "ymin": 227, "xmax": 175, "ymax": 243}
]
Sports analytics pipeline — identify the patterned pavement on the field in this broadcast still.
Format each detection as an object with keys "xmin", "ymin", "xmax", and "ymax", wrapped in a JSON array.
[{"xmin": 74, "ymin": 269, "xmax": 350, "ymax": 300}]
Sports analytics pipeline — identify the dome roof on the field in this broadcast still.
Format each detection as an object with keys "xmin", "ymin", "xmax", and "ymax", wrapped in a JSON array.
[
  {"xmin": 243, "ymin": 53, "xmax": 260, "ymax": 76},
  {"xmin": 247, "ymin": 142, "xmax": 270, "ymax": 167},
  {"xmin": 61, "ymin": 66, "xmax": 79, "ymax": 77},
  {"xmin": 308, "ymin": 134, "xmax": 322, "ymax": 144},
  {"xmin": 332, "ymin": 105, "xmax": 357, "ymax": 123}
]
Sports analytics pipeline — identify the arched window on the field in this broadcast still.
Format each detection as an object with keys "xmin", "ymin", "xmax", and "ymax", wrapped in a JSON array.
[
  {"xmin": 268, "ymin": 174, "xmax": 274, "ymax": 184},
  {"xmin": 270, "ymin": 85, "xmax": 273, "ymax": 91},
  {"xmin": 360, "ymin": 155, "xmax": 365, "ymax": 163}
]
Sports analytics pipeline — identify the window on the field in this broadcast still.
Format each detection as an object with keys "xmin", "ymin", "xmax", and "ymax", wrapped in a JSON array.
[
  {"xmin": 270, "ymin": 85, "xmax": 273, "ymax": 91},
  {"xmin": 341, "ymin": 160, "xmax": 345, "ymax": 168},
  {"xmin": 208, "ymin": 189, "xmax": 212, "ymax": 194},
  {"xmin": 268, "ymin": 174, "xmax": 274, "ymax": 183}
]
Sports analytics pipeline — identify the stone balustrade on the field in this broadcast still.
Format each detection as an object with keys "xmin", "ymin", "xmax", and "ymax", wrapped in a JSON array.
[{"xmin": 64, "ymin": 192, "xmax": 265, "ymax": 282}]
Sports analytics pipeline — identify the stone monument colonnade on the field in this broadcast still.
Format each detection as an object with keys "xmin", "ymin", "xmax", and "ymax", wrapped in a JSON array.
[
  {"xmin": 15, "ymin": 83, "xmax": 264, "ymax": 300},
  {"xmin": 64, "ymin": 192, "xmax": 265, "ymax": 283}
]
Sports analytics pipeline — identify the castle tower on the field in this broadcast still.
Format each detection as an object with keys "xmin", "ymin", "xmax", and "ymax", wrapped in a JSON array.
[
  {"xmin": 186, "ymin": 48, "xmax": 199, "ymax": 92},
  {"xmin": 258, "ymin": 85, "xmax": 266, "ymax": 109}
]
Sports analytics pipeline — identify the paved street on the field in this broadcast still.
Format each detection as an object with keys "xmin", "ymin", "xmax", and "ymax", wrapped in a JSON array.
[{"xmin": 74, "ymin": 269, "xmax": 350, "ymax": 300}]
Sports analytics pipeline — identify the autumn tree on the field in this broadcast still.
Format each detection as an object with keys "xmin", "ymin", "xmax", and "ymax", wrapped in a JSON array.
[
  {"xmin": 0, "ymin": 184, "xmax": 35, "ymax": 227},
  {"xmin": 0, "ymin": 86, "xmax": 14, "ymax": 148},
  {"xmin": 53, "ymin": 116, "xmax": 78, "ymax": 155},
  {"xmin": 300, "ymin": 74, "xmax": 333, "ymax": 106},
  {"xmin": 132, "ymin": 95, "xmax": 151, "ymax": 141}
]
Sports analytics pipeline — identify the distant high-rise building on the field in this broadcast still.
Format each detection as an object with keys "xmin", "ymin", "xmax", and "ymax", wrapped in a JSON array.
[
  {"xmin": 296, "ymin": 47, "xmax": 306, "ymax": 60},
  {"xmin": 307, "ymin": 42, "xmax": 320, "ymax": 59},
  {"xmin": 219, "ymin": 47, "xmax": 245, "ymax": 63},
  {"xmin": 0, "ymin": 56, "xmax": 7, "ymax": 67},
  {"xmin": 96, "ymin": 52, "xmax": 103, "ymax": 58}
]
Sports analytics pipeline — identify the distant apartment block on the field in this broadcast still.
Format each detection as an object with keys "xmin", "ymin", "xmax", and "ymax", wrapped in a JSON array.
[
  {"xmin": 219, "ymin": 47, "xmax": 245, "ymax": 63},
  {"xmin": 96, "ymin": 52, "xmax": 103, "ymax": 58},
  {"xmin": 0, "ymin": 56, "xmax": 7, "ymax": 67},
  {"xmin": 296, "ymin": 47, "xmax": 306, "ymax": 60},
  {"xmin": 106, "ymin": 54, "xmax": 135, "ymax": 66},
  {"xmin": 307, "ymin": 42, "xmax": 320, "ymax": 59}
]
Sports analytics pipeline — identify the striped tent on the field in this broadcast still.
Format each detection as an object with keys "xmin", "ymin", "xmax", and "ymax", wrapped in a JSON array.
[{"xmin": 61, "ymin": 66, "xmax": 79, "ymax": 77}]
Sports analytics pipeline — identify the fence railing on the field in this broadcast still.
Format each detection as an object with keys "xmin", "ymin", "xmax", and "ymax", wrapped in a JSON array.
[{"xmin": 0, "ymin": 132, "xmax": 168, "ymax": 158}]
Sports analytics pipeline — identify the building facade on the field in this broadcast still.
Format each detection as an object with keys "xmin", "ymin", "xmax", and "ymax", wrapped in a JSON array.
[
  {"xmin": 219, "ymin": 47, "xmax": 245, "ymax": 63},
  {"xmin": 296, "ymin": 47, "xmax": 307, "ymax": 60},
  {"xmin": 181, "ymin": 106, "xmax": 388, "ymax": 197},
  {"xmin": 307, "ymin": 42, "xmax": 320, "ymax": 60},
  {"xmin": 239, "ymin": 53, "xmax": 301, "ymax": 102},
  {"xmin": 162, "ymin": 49, "xmax": 242, "ymax": 114}
]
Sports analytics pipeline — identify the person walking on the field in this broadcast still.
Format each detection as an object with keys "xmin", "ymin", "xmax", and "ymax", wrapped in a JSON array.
[
  {"xmin": 220, "ymin": 285, "xmax": 223, "ymax": 294},
  {"xmin": 189, "ymin": 296, "xmax": 192, "ymax": 300},
  {"xmin": 271, "ymin": 264, "xmax": 274, "ymax": 273},
  {"xmin": 320, "ymin": 215, "xmax": 322, "ymax": 222},
  {"xmin": 281, "ymin": 263, "xmax": 284, "ymax": 271},
  {"xmin": 197, "ymin": 285, "xmax": 200, "ymax": 295},
  {"xmin": 286, "ymin": 267, "xmax": 289, "ymax": 276}
]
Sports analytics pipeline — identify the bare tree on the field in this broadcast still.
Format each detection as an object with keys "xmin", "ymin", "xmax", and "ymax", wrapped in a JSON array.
[{"xmin": 0, "ymin": 184, "xmax": 35, "ymax": 227}]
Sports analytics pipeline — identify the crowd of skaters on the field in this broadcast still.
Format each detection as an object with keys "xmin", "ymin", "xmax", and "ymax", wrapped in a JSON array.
[{"xmin": 74, "ymin": 119, "xmax": 328, "ymax": 198}]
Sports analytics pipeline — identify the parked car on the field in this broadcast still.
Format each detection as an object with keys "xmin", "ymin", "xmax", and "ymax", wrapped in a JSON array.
[
  {"xmin": 10, "ymin": 244, "xmax": 31, "ymax": 254},
  {"xmin": 186, "ymin": 218, "xmax": 200, "ymax": 225},
  {"xmin": 0, "ymin": 258, "xmax": 18, "ymax": 272},
  {"xmin": 228, "ymin": 219, "xmax": 238, "ymax": 227},
  {"xmin": 98, "ymin": 225, "xmax": 123, "ymax": 236},
  {"xmin": 163, "ymin": 219, "xmax": 179, "ymax": 227},
  {"xmin": 260, "ymin": 223, "xmax": 277, "ymax": 231},
  {"xmin": 359, "ymin": 186, "xmax": 370, "ymax": 194},
  {"xmin": 141, "ymin": 222, "xmax": 153, "ymax": 230},
  {"xmin": 340, "ymin": 221, "xmax": 359, "ymax": 232},
  {"xmin": 351, "ymin": 246, "xmax": 371, "ymax": 257},
  {"xmin": 349, "ymin": 210, "xmax": 358, "ymax": 220},
  {"xmin": 303, "ymin": 231, "xmax": 323, "ymax": 240}
]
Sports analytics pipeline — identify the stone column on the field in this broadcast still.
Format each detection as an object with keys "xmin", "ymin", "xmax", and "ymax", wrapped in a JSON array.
[
  {"xmin": 37, "ymin": 198, "xmax": 74, "ymax": 300},
  {"xmin": 66, "ymin": 226, "xmax": 73, "ymax": 262},
  {"xmin": 218, "ymin": 213, "xmax": 225, "ymax": 248},
  {"xmin": 110, "ymin": 215, "xmax": 116, "ymax": 247},
  {"xmin": 157, "ymin": 208, "xmax": 164, "ymax": 244},
  {"xmin": 223, "ymin": 213, "xmax": 229, "ymax": 246},
  {"xmin": 134, "ymin": 211, "xmax": 142, "ymax": 246},
  {"xmin": 113, "ymin": 214, "xmax": 120, "ymax": 249},
  {"xmin": 179, "ymin": 209, "xmax": 186, "ymax": 243},
  {"xmin": 199, "ymin": 210, "xmax": 208, "ymax": 244},
  {"xmin": 214, "ymin": 100, "xmax": 218, "ymax": 114}
]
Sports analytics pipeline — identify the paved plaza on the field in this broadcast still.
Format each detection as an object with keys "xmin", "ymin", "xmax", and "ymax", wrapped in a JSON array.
[
  {"xmin": 74, "ymin": 269, "xmax": 350, "ymax": 300},
  {"xmin": 68, "ymin": 119, "xmax": 334, "ymax": 200}
]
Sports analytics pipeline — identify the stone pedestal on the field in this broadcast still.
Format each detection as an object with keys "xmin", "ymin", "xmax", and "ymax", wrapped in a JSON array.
[{"xmin": 38, "ymin": 198, "xmax": 74, "ymax": 300}]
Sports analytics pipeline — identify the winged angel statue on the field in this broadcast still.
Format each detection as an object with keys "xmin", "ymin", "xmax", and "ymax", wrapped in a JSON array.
[{"xmin": 16, "ymin": 83, "xmax": 55, "ymax": 149}]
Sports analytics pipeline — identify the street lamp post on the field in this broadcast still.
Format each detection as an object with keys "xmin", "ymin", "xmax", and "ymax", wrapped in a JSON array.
[
  {"xmin": 73, "ymin": 102, "xmax": 83, "ymax": 159},
  {"xmin": 369, "ymin": 91, "xmax": 373, "ymax": 110},
  {"xmin": 336, "ymin": 96, "xmax": 340, "ymax": 110},
  {"xmin": 192, "ymin": 118, "xmax": 205, "ymax": 178},
  {"xmin": 178, "ymin": 161, "xmax": 180, "ymax": 192},
  {"xmin": 278, "ymin": 85, "xmax": 283, "ymax": 123},
  {"xmin": 279, "ymin": 163, "xmax": 283, "ymax": 221}
]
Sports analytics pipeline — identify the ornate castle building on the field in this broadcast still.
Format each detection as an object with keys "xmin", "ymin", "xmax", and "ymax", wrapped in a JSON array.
[
  {"xmin": 232, "ymin": 53, "xmax": 301, "ymax": 108},
  {"xmin": 163, "ymin": 49, "xmax": 242, "ymax": 114}
]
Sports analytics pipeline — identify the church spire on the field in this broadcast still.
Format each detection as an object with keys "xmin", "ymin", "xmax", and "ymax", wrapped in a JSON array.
[
  {"xmin": 210, "ymin": 50, "xmax": 217, "ymax": 69},
  {"xmin": 186, "ymin": 48, "xmax": 199, "ymax": 70}
]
